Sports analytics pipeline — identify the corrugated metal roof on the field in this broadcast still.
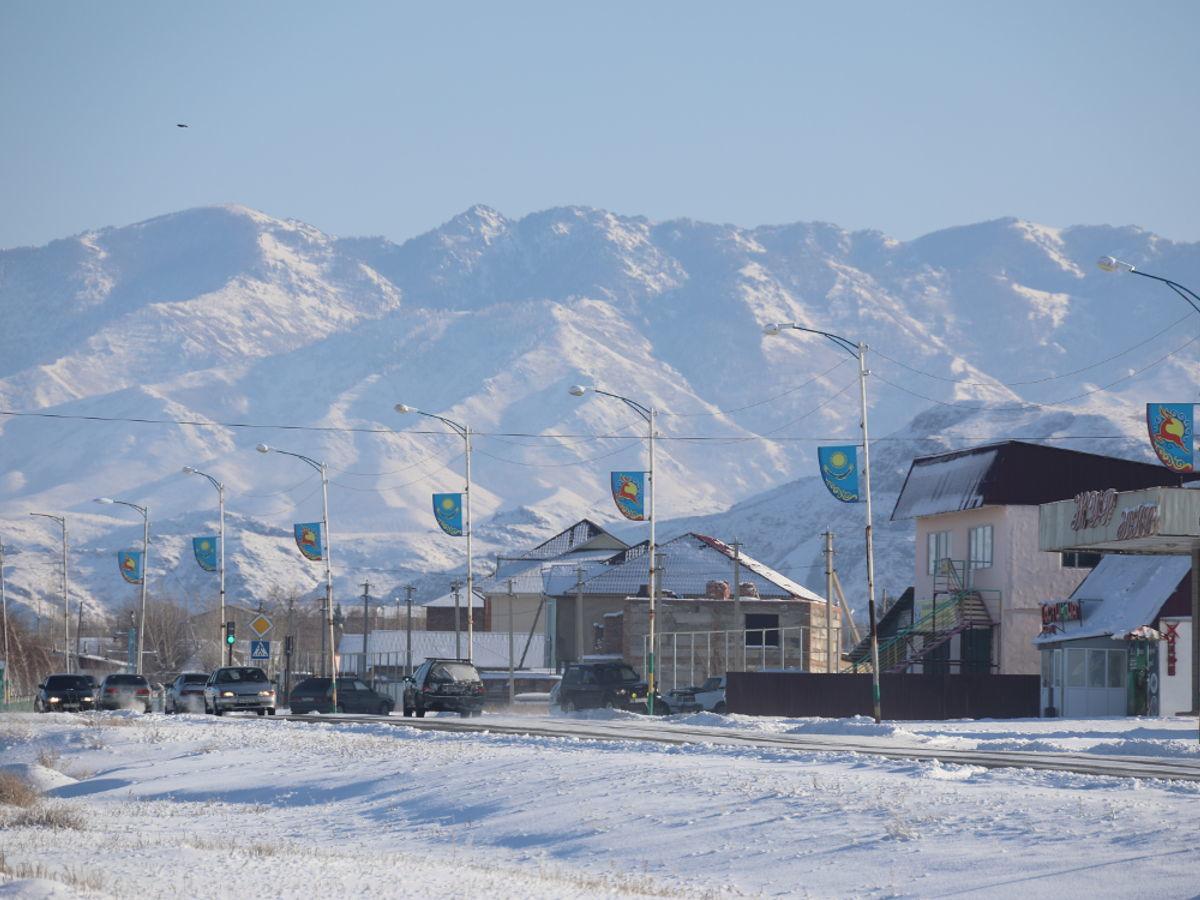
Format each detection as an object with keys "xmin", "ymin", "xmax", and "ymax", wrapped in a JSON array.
[
  {"xmin": 891, "ymin": 441, "xmax": 1193, "ymax": 521},
  {"xmin": 556, "ymin": 532, "xmax": 826, "ymax": 602},
  {"xmin": 517, "ymin": 519, "xmax": 628, "ymax": 560}
]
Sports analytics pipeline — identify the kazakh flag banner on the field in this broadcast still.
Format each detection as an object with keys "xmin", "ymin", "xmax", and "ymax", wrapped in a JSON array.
[
  {"xmin": 610, "ymin": 471, "xmax": 646, "ymax": 521},
  {"xmin": 293, "ymin": 522, "xmax": 323, "ymax": 561},
  {"xmin": 117, "ymin": 550, "xmax": 144, "ymax": 584},
  {"xmin": 1147, "ymin": 403, "xmax": 1194, "ymax": 472},
  {"xmin": 818, "ymin": 446, "xmax": 860, "ymax": 503},
  {"xmin": 192, "ymin": 536, "xmax": 218, "ymax": 572},
  {"xmin": 433, "ymin": 493, "xmax": 464, "ymax": 536}
]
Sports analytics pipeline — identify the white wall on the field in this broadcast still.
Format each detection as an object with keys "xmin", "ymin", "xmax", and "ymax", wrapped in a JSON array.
[
  {"xmin": 1159, "ymin": 618, "xmax": 1193, "ymax": 715},
  {"xmin": 913, "ymin": 505, "xmax": 1092, "ymax": 675}
]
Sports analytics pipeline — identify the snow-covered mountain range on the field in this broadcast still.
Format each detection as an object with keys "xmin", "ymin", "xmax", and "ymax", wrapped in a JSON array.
[{"xmin": 1, "ymin": 203, "xmax": 1198, "ymax": 624}]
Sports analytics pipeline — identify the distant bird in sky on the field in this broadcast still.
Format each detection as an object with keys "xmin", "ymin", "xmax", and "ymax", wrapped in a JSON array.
[{"xmin": 176, "ymin": 123, "xmax": 188, "ymax": 128}]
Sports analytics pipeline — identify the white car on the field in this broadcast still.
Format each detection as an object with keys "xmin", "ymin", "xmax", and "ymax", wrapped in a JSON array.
[{"xmin": 692, "ymin": 676, "xmax": 727, "ymax": 714}]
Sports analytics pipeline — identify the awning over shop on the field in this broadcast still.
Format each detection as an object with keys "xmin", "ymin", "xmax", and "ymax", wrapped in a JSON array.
[{"xmin": 1039, "ymin": 486, "xmax": 1200, "ymax": 555}]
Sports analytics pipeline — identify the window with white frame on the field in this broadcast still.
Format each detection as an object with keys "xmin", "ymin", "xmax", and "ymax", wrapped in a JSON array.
[
  {"xmin": 969, "ymin": 524, "xmax": 993, "ymax": 570},
  {"xmin": 926, "ymin": 530, "xmax": 952, "ymax": 576}
]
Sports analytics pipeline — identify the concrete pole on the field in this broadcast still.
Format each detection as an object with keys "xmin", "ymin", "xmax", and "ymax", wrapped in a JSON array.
[
  {"xmin": 1, "ymin": 539, "xmax": 9, "ymax": 704},
  {"xmin": 452, "ymin": 580, "xmax": 462, "ymax": 658},
  {"xmin": 1191, "ymin": 546, "xmax": 1199, "ymax": 727},
  {"xmin": 319, "ymin": 463, "xmax": 337, "ymax": 711},
  {"xmin": 858, "ymin": 342, "xmax": 882, "ymax": 723},
  {"xmin": 647, "ymin": 407, "xmax": 657, "ymax": 714},
  {"xmin": 361, "ymin": 580, "xmax": 371, "ymax": 678},
  {"xmin": 574, "ymin": 566, "xmax": 585, "ymax": 663},
  {"xmin": 507, "ymin": 578, "xmax": 515, "ymax": 706},
  {"xmin": 218, "ymin": 482, "xmax": 227, "ymax": 666},
  {"xmin": 138, "ymin": 509, "xmax": 149, "ymax": 676},
  {"xmin": 61, "ymin": 520, "xmax": 70, "ymax": 674},
  {"xmin": 405, "ymin": 585, "xmax": 414, "ymax": 676},
  {"xmin": 824, "ymin": 531, "xmax": 835, "ymax": 673},
  {"xmin": 732, "ymin": 540, "xmax": 743, "ymax": 672},
  {"xmin": 465, "ymin": 425, "xmax": 474, "ymax": 663}
]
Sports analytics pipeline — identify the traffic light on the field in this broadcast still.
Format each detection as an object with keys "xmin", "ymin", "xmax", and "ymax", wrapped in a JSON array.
[{"xmin": 226, "ymin": 620, "xmax": 236, "ymax": 646}]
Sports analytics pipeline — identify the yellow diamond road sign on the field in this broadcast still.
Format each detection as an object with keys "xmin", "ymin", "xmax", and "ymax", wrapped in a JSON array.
[{"xmin": 249, "ymin": 614, "xmax": 272, "ymax": 638}]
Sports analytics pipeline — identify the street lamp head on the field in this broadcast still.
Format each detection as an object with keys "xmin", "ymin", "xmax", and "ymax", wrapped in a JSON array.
[
  {"xmin": 182, "ymin": 466, "xmax": 197, "ymax": 475},
  {"xmin": 93, "ymin": 497, "xmax": 115, "ymax": 505},
  {"xmin": 762, "ymin": 323, "xmax": 784, "ymax": 336},
  {"xmin": 394, "ymin": 403, "xmax": 417, "ymax": 414},
  {"xmin": 1097, "ymin": 256, "xmax": 1135, "ymax": 273},
  {"xmin": 567, "ymin": 384, "xmax": 588, "ymax": 397},
  {"xmin": 255, "ymin": 443, "xmax": 271, "ymax": 454}
]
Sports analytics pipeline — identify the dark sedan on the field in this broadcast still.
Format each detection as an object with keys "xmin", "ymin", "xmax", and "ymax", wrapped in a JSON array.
[
  {"xmin": 288, "ymin": 677, "xmax": 395, "ymax": 715},
  {"xmin": 35, "ymin": 674, "xmax": 97, "ymax": 712}
]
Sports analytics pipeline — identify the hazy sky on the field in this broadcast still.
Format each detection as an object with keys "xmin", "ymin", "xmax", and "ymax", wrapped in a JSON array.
[{"xmin": 2, "ymin": 1, "xmax": 1198, "ymax": 249}]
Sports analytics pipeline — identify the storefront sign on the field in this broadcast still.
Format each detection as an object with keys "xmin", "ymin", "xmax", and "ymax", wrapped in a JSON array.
[
  {"xmin": 1070, "ymin": 489, "xmax": 1118, "ymax": 531},
  {"xmin": 1164, "ymin": 621, "xmax": 1179, "ymax": 676},
  {"xmin": 1041, "ymin": 599, "xmax": 1082, "ymax": 627},
  {"xmin": 1116, "ymin": 503, "xmax": 1159, "ymax": 541}
]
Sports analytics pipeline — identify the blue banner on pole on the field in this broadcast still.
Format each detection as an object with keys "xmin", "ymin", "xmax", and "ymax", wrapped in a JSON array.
[
  {"xmin": 1147, "ymin": 403, "xmax": 1194, "ymax": 472},
  {"xmin": 610, "ymin": 471, "xmax": 646, "ymax": 521},
  {"xmin": 293, "ymin": 522, "xmax": 323, "ymax": 561},
  {"xmin": 818, "ymin": 446, "xmax": 860, "ymax": 503},
  {"xmin": 192, "ymin": 536, "xmax": 218, "ymax": 572},
  {"xmin": 432, "ymin": 493, "xmax": 464, "ymax": 536},
  {"xmin": 117, "ymin": 550, "xmax": 144, "ymax": 584}
]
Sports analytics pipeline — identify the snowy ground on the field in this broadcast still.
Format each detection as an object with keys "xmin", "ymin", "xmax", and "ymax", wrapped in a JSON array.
[{"xmin": 1, "ymin": 711, "xmax": 1199, "ymax": 898}]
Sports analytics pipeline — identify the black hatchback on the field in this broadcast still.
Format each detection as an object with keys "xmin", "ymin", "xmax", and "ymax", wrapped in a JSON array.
[
  {"xmin": 288, "ymin": 677, "xmax": 395, "ymax": 715},
  {"xmin": 35, "ymin": 674, "xmax": 97, "ymax": 713},
  {"xmin": 402, "ymin": 659, "xmax": 485, "ymax": 718}
]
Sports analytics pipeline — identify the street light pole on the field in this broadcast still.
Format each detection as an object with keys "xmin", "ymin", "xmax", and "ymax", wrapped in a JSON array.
[
  {"xmin": 764, "ymin": 323, "xmax": 882, "ymax": 722},
  {"xmin": 94, "ymin": 498, "xmax": 149, "ymax": 675},
  {"xmin": 29, "ymin": 514, "xmax": 70, "ymax": 674},
  {"xmin": 183, "ymin": 467, "xmax": 227, "ymax": 664},
  {"xmin": 1098, "ymin": 256, "xmax": 1200, "ymax": 723},
  {"xmin": 255, "ymin": 444, "xmax": 337, "ymax": 711},
  {"xmin": 569, "ymin": 384, "xmax": 659, "ymax": 713},
  {"xmin": 395, "ymin": 404, "xmax": 475, "ymax": 662}
]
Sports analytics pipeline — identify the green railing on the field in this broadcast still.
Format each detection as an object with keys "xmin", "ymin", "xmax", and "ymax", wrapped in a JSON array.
[{"xmin": 850, "ymin": 590, "xmax": 997, "ymax": 674}]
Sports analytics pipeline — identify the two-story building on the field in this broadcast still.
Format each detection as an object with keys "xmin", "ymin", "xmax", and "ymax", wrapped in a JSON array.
[{"xmin": 886, "ymin": 441, "xmax": 1191, "ymax": 676}]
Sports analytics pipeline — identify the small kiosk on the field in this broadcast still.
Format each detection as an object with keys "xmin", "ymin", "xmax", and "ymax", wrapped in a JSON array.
[{"xmin": 1039, "ymin": 486, "xmax": 1199, "ymax": 717}]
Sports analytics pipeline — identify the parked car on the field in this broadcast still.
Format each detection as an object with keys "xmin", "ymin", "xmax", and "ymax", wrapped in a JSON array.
[
  {"xmin": 165, "ymin": 672, "xmax": 210, "ymax": 714},
  {"xmin": 35, "ymin": 673, "xmax": 97, "ymax": 712},
  {"xmin": 557, "ymin": 662, "xmax": 670, "ymax": 714},
  {"xmin": 288, "ymin": 677, "xmax": 395, "ymax": 715},
  {"xmin": 402, "ymin": 659, "xmax": 485, "ymax": 718},
  {"xmin": 204, "ymin": 666, "xmax": 276, "ymax": 716},
  {"xmin": 97, "ymin": 673, "xmax": 152, "ymax": 712},
  {"xmin": 669, "ymin": 676, "xmax": 726, "ymax": 714}
]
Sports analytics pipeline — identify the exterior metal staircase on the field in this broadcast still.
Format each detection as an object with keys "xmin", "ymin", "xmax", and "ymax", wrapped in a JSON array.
[{"xmin": 849, "ymin": 559, "xmax": 994, "ymax": 674}]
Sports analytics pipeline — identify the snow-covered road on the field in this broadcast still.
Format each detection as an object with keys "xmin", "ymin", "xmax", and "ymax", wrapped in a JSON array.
[{"xmin": 2, "ymin": 711, "xmax": 1199, "ymax": 898}]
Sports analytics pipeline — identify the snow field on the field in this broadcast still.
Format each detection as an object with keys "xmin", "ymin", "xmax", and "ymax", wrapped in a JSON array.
[{"xmin": 1, "ymin": 712, "xmax": 1199, "ymax": 898}]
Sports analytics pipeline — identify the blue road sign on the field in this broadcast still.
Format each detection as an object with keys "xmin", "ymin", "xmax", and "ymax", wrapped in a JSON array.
[{"xmin": 250, "ymin": 639, "xmax": 271, "ymax": 660}]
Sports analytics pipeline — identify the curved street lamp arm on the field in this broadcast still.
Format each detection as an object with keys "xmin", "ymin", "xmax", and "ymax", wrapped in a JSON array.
[
  {"xmin": 110, "ymin": 499, "xmax": 148, "ymax": 518},
  {"xmin": 413, "ymin": 410, "xmax": 468, "ymax": 438},
  {"xmin": 271, "ymin": 448, "xmax": 323, "ymax": 473},
  {"xmin": 778, "ymin": 324, "xmax": 859, "ymax": 358},
  {"xmin": 1129, "ymin": 270, "xmax": 1200, "ymax": 316},
  {"xmin": 592, "ymin": 388, "xmax": 652, "ymax": 422}
]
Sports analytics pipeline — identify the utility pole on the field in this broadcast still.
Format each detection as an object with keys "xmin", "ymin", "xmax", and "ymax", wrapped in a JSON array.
[
  {"xmin": 824, "ymin": 531, "xmax": 835, "ymax": 673},
  {"xmin": 507, "ymin": 578, "xmax": 516, "ymax": 707},
  {"xmin": 451, "ymin": 580, "xmax": 462, "ymax": 658},
  {"xmin": 1, "ymin": 538, "xmax": 9, "ymax": 705},
  {"xmin": 731, "ymin": 539, "xmax": 743, "ymax": 672},
  {"xmin": 361, "ymin": 580, "xmax": 371, "ymax": 679},
  {"xmin": 404, "ymin": 585, "xmax": 415, "ymax": 676},
  {"xmin": 574, "ymin": 566, "xmax": 585, "ymax": 663}
]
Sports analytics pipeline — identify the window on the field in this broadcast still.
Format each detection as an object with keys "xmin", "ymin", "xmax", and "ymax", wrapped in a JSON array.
[
  {"xmin": 1066, "ymin": 648, "xmax": 1085, "ymax": 687},
  {"xmin": 1107, "ymin": 650, "xmax": 1126, "ymax": 689},
  {"xmin": 1061, "ymin": 551, "xmax": 1102, "ymax": 569},
  {"xmin": 745, "ymin": 613, "xmax": 780, "ymax": 647},
  {"xmin": 1087, "ymin": 648, "xmax": 1107, "ymax": 688},
  {"xmin": 968, "ymin": 525, "xmax": 993, "ymax": 570},
  {"xmin": 926, "ymin": 531, "xmax": 953, "ymax": 576}
]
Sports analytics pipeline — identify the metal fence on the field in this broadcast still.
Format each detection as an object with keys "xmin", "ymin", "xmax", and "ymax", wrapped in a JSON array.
[{"xmin": 641, "ymin": 626, "xmax": 811, "ymax": 693}]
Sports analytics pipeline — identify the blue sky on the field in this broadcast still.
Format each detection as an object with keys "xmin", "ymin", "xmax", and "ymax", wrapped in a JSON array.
[{"xmin": 2, "ymin": 1, "xmax": 1197, "ymax": 249}]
